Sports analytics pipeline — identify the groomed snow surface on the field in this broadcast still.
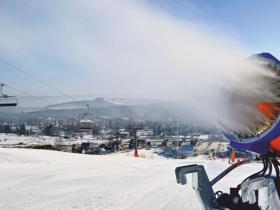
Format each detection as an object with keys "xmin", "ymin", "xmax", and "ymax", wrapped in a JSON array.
[{"xmin": 0, "ymin": 148, "xmax": 262, "ymax": 210}]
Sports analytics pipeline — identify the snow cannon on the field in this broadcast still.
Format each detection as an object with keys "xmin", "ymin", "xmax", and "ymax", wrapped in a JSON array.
[
  {"xmin": 176, "ymin": 53, "xmax": 280, "ymax": 210},
  {"xmin": 223, "ymin": 53, "xmax": 280, "ymax": 157}
]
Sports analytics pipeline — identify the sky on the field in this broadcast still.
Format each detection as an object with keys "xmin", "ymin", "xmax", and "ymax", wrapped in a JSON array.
[
  {"xmin": 0, "ymin": 0, "xmax": 279, "ymax": 101},
  {"xmin": 151, "ymin": 0, "xmax": 280, "ymax": 56}
]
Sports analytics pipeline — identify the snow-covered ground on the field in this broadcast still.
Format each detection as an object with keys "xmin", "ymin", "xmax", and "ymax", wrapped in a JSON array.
[
  {"xmin": 0, "ymin": 148, "xmax": 262, "ymax": 210},
  {"xmin": 0, "ymin": 133, "xmax": 110, "ymax": 147},
  {"xmin": 194, "ymin": 141, "xmax": 228, "ymax": 154}
]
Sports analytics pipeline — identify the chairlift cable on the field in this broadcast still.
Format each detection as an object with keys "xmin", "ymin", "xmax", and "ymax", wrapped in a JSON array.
[
  {"xmin": 0, "ymin": 58, "xmax": 79, "ymax": 102},
  {"xmin": 4, "ymin": 83, "xmax": 52, "ymax": 106}
]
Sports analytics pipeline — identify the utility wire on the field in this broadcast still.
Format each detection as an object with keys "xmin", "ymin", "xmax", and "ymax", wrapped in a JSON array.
[{"xmin": 0, "ymin": 58, "xmax": 79, "ymax": 102}]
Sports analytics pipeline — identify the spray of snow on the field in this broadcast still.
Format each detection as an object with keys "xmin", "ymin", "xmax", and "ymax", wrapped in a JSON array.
[{"xmin": 1, "ymin": 0, "xmax": 279, "ymax": 132}]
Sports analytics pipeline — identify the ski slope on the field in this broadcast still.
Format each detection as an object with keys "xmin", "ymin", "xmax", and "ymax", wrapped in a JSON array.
[{"xmin": 0, "ymin": 148, "xmax": 262, "ymax": 210}]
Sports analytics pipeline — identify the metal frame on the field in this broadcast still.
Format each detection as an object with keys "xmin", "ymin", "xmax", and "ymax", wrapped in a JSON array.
[
  {"xmin": 175, "ymin": 164, "xmax": 218, "ymax": 210},
  {"xmin": 0, "ymin": 83, "xmax": 17, "ymax": 107},
  {"xmin": 176, "ymin": 158, "xmax": 280, "ymax": 210},
  {"xmin": 79, "ymin": 104, "xmax": 94, "ymax": 132}
]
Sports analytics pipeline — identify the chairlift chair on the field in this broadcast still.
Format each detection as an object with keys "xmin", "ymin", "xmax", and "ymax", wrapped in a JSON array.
[
  {"xmin": 0, "ymin": 83, "xmax": 17, "ymax": 107},
  {"xmin": 79, "ymin": 104, "xmax": 94, "ymax": 132},
  {"xmin": 79, "ymin": 116, "xmax": 94, "ymax": 130}
]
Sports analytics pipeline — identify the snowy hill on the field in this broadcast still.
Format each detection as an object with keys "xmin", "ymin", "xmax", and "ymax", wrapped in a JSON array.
[
  {"xmin": 46, "ymin": 97, "xmax": 161, "ymax": 110},
  {"xmin": 47, "ymin": 97, "xmax": 123, "ymax": 109},
  {"xmin": 0, "ymin": 98, "xmax": 185, "ymax": 122},
  {"xmin": 0, "ymin": 148, "xmax": 262, "ymax": 210}
]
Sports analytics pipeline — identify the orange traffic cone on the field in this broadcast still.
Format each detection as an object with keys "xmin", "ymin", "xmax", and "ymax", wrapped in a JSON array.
[{"xmin": 231, "ymin": 149, "xmax": 236, "ymax": 163}]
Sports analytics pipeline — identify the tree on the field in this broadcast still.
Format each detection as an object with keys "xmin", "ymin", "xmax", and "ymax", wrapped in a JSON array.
[
  {"xmin": 92, "ymin": 125, "xmax": 100, "ymax": 137},
  {"xmin": 4, "ymin": 125, "xmax": 11, "ymax": 134},
  {"xmin": 43, "ymin": 124, "xmax": 54, "ymax": 136},
  {"xmin": 19, "ymin": 124, "xmax": 27, "ymax": 135}
]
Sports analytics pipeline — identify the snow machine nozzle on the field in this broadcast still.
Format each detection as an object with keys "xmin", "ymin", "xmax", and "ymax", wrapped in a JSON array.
[
  {"xmin": 175, "ymin": 164, "xmax": 217, "ymax": 210},
  {"xmin": 223, "ymin": 53, "xmax": 280, "ymax": 156},
  {"xmin": 176, "ymin": 155, "xmax": 280, "ymax": 209}
]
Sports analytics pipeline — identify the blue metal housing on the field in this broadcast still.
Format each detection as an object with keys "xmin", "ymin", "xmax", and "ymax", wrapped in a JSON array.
[
  {"xmin": 224, "ymin": 116, "xmax": 280, "ymax": 155},
  {"xmin": 224, "ymin": 53, "xmax": 280, "ymax": 155}
]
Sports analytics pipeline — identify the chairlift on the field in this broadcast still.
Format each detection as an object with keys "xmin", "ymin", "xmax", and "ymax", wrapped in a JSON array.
[
  {"xmin": 79, "ymin": 104, "xmax": 94, "ymax": 131},
  {"xmin": 0, "ymin": 83, "xmax": 17, "ymax": 107}
]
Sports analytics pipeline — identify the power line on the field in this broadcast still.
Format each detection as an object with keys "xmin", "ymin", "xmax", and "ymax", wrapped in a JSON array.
[{"xmin": 0, "ymin": 58, "xmax": 79, "ymax": 102}]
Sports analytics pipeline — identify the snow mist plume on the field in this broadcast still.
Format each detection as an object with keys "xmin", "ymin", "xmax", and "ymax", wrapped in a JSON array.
[{"xmin": 1, "ymin": 0, "xmax": 279, "ymax": 132}]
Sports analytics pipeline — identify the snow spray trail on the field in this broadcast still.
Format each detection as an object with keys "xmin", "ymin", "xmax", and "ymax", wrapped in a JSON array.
[{"xmin": 1, "ymin": 0, "xmax": 277, "ymax": 131}]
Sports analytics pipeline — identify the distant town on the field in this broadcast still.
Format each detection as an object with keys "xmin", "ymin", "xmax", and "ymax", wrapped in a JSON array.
[{"xmin": 0, "ymin": 102, "xmax": 228, "ymax": 159}]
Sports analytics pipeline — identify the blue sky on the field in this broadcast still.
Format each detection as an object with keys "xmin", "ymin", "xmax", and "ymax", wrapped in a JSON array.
[
  {"xmin": 0, "ymin": 0, "xmax": 279, "ymax": 100},
  {"xmin": 149, "ymin": 0, "xmax": 280, "ymax": 57}
]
